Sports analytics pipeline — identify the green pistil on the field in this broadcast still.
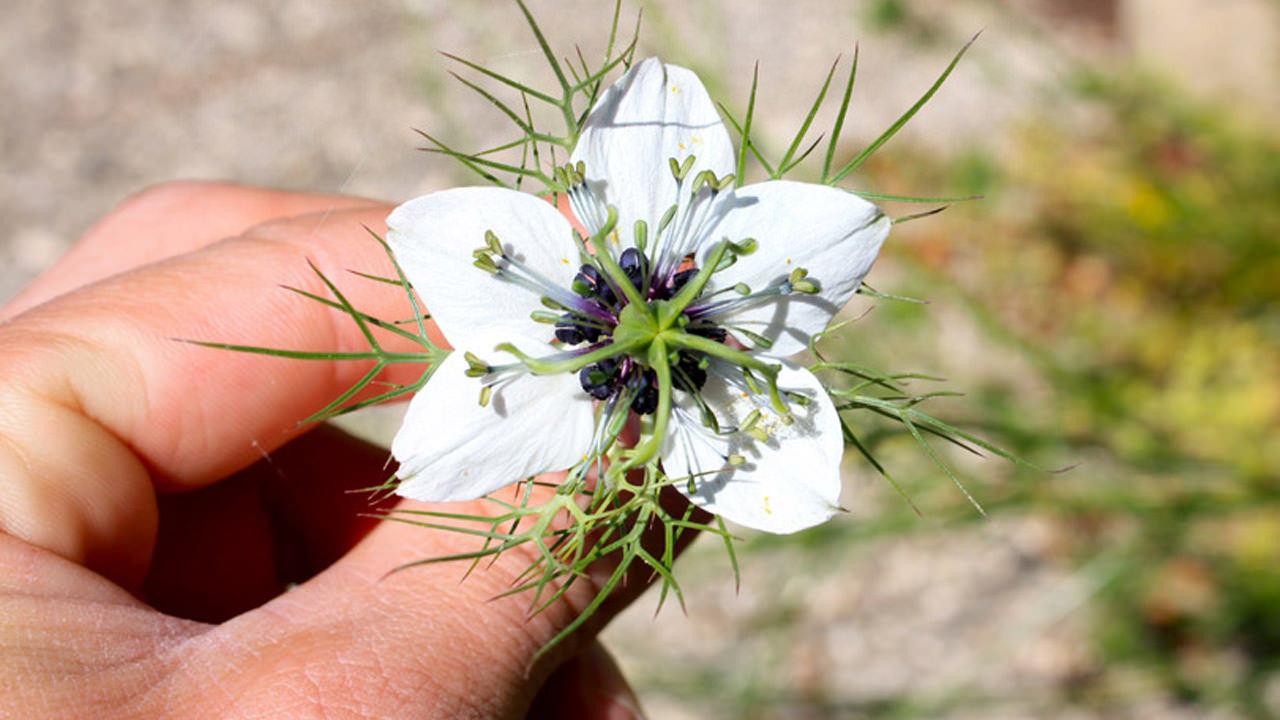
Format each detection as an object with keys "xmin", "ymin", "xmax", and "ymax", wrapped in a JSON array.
[
  {"xmin": 663, "ymin": 331, "xmax": 790, "ymax": 415},
  {"xmin": 657, "ymin": 239, "xmax": 734, "ymax": 328},
  {"xmin": 495, "ymin": 337, "xmax": 640, "ymax": 375},
  {"xmin": 591, "ymin": 207, "xmax": 649, "ymax": 310},
  {"xmin": 612, "ymin": 302, "xmax": 658, "ymax": 349}
]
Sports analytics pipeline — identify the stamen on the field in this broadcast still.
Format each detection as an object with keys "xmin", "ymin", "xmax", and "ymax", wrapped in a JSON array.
[
  {"xmin": 559, "ymin": 161, "xmax": 609, "ymax": 237},
  {"xmin": 627, "ymin": 367, "xmax": 660, "ymax": 415},
  {"xmin": 463, "ymin": 351, "xmax": 492, "ymax": 377},
  {"xmin": 788, "ymin": 267, "xmax": 820, "ymax": 294},
  {"xmin": 473, "ymin": 366, "xmax": 534, "ymax": 408},
  {"xmin": 657, "ymin": 203, "xmax": 679, "ymax": 236},
  {"xmin": 656, "ymin": 169, "xmax": 738, "ymax": 285},
  {"xmin": 649, "ymin": 154, "xmax": 694, "ymax": 276},
  {"xmin": 791, "ymin": 279, "xmax": 820, "ymax": 294},
  {"xmin": 490, "ymin": 253, "xmax": 616, "ymax": 324},
  {"xmin": 656, "ymin": 183, "xmax": 716, "ymax": 282},
  {"xmin": 785, "ymin": 390, "xmax": 813, "ymax": 407},
  {"xmin": 603, "ymin": 387, "xmax": 636, "ymax": 439},
  {"xmin": 484, "ymin": 229, "xmax": 503, "ymax": 255},
  {"xmin": 568, "ymin": 183, "xmax": 606, "ymax": 236},
  {"xmin": 684, "ymin": 268, "xmax": 809, "ymax": 322},
  {"xmin": 585, "ymin": 387, "xmax": 635, "ymax": 478},
  {"xmin": 673, "ymin": 364, "xmax": 720, "ymax": 432},
  {"xmin": 668, "ymin": 154, "xmax": 697, "ymax": 181},
  {"xmin": 646, "ymin": 202, "xmax": 681, "ymax": 280},
  {"xmin": 646, "ymin": 207, "xmax": 676, "ymax": 282},
  {"xmin": 539, "ymin": 307, "xmax": 612, "ymax": 333}
]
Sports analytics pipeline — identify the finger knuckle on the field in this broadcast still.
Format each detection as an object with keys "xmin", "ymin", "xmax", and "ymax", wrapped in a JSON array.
[{"xmin": 108, "ymin": 181, "xmax": 228, "ymax": 223}]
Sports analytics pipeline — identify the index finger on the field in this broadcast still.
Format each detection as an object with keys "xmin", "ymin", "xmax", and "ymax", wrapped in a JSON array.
[
  {"xmin": 0, "ymin": 204, "xmax": 440, "ymax": 585},
  {"xmin": 2, "ymin": 181, "xmax": 382, "ymax": 319}
]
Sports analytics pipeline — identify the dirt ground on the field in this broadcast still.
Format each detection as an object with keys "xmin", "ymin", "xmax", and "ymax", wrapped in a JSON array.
[{"xmin": 3, "ymin": 1, "xmax": 1275, "ymax": 717}]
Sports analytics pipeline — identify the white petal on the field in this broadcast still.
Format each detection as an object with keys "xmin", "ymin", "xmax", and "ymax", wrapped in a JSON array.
[
  {"xmin": 662, "ymin": 362, "xmax": 844, "ymax": 534},
  {"xmin": 386, "ymin": 187, "xmax": 579, "ymax": 350},
  {"xmin": 571, "ymin": 57, "xmax": 735, "ymax": 248},
  {"xmin": 699, "ymin": 181, "xmax": 890, "ymax": 358},
  {"xmin": 392, "ymin": 348, "xmax": 596, "ymax": 502}
]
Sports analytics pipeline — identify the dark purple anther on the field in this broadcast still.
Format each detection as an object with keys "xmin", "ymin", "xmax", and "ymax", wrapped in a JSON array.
[
  {"xmin": 579, "ymin": 358, "xmax": 620, "ymax": 400},
  {"xmin": 619, "ymin": 247, "xmax": 646, "ymax": 289},
  {"xmin": 563, "ymin": 248, "xmax": 725, "ymax": 414},
  {"xmin": 572, "ymin": 264, "xmax": 605, "ymax": 296},
  {"xmin": 629, "ymin": 368, "xmax": 660, "ymax": 415}
]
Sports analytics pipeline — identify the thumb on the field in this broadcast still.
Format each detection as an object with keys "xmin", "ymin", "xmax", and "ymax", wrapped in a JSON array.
[{"xmin": 170, "ymin": 483, "xmax": 680, "ymax": 718}]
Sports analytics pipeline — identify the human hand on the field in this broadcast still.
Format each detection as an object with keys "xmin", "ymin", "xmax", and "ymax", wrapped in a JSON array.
[{"xmin": 0, "ymin": 182, "xmax": 650, "ymax": 719}]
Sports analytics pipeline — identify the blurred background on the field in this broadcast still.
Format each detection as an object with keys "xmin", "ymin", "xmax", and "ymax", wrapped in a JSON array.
[{"xmin": 3, "ymin": 1, "xmax": 1278, "ymax": 717}]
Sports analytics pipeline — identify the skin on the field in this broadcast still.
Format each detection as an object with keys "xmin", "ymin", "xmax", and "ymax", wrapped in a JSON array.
[{"xmin": 0, "ymin": 181, "xmax": 666, "ymax": 719}]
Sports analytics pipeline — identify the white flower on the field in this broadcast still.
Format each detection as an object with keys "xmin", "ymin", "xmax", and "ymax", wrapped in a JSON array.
[{"xmin": 386, "ymin": 58, "xmax": 890, "ymax": 534}]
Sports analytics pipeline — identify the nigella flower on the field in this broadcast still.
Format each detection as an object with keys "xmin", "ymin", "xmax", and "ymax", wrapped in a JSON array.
[{"xmin": 386, "ymin": 58, "xmax": 890, "ymax": 533}]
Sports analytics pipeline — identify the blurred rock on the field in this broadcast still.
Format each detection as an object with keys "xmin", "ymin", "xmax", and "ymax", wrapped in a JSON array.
[{"xmin": 1123, "ymin": 0, "xmax": 1280, "ymax": 119}]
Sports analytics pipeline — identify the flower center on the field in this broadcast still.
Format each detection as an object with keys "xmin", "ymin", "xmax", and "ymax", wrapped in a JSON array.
[
  {"xmin": 558, "ymin": 247, "xmax": 727, "ymax": 414},
  {"xmin": 469, "ymin": 161, "xmax": 814, "ymax": 447}
]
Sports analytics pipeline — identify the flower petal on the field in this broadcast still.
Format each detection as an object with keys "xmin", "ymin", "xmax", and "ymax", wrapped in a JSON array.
[
  {"xmin": 662, "ymin": 362, "xmax": 844, "ymax": 534},
  {"xmin": 393, "ymin": 347, "xmax": 596, "ymax": 502},
  {"xmin": 386, "ymin": 187, "xmax": 579, "ymax": 350},
  {"xmin": 698, "ymin": 180, "xmax": 890, "ymax": 358},
  {"xmin": 571, "ymin": 57, "xmax": 735, "ymax": 247}
]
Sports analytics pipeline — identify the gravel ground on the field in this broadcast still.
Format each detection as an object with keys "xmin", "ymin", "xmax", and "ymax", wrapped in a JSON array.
[{"xmin": 0, "ymin": 0, "xmax": 1080, "ymax": 301}]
